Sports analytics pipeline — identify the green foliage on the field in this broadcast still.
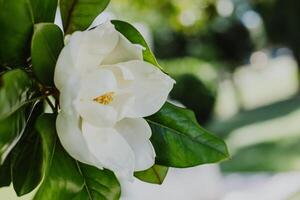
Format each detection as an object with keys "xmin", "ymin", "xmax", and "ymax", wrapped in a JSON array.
[
  {"xmin": 11, "ymin": 128, "xmax": 43, "ymax": 196},
  {"xmin": 0, "ymin": 0, "xmax": 57, "ymax": 67},
  {"xmin": 60, "ymin": 0, "xmax": 110, "ymax": 34},
  {"xmin": 28, "ymin": 0, "xmax": 57, "ymax": 23},
  {"xmin": 0, "ymin": 104, "xmax": 39, "ymax": 165},
  {"xmin": 33, "ymin": 114, "xmax": 84, "ymax": 200},
  {"xmin": 72, "ymin": 164, "xmax": 121, "ymax": 200},
  {"xmin": 31, "ymin": 23, "xmax": 64, "ymax": 86},
  {"xmin": 0, "ymin": 154, "xmax": 11, "ymax": 187},
  {"xmin": 0, "ymin": 69, "xmax": 38, "ymax": 120},
  {"xmin": 147, "ymin": 102, "xmax": 229, "ymax": 167},
  {"xmin": 255, "ymin": 0, "xmax": 300, "ymax": 64},
  {"xmin": 0, "ymin": 107, "xmax": 27, "ymax": 163},
  {"xmin": 34, "ymin": 114, "xmax": 121, "ymax": 200},
  {"xmin": 110, "ymin": 0, "xmax": 216, "ymax": 34},
  {"xmin": 0, "ymin": 102, "xmax": 42, "ymax": 194},
  {"xmin": 134, "ymin": 165, "xmax": 169, "ymax": 185},
  {"xmin": 10, "ymin": 103, "xmax": 44, "ymax": 196}
]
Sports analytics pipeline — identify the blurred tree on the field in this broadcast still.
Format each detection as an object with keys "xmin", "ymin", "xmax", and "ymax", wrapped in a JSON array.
[
  {"xmin": 110, "ymin": 0, "xmax": 254, "ymax": 67},
  {"xmin": 254, "ymin": 0, "xmax": 300, "ymax": 65},
  {"xmin": 110, "ymin": 0, "xmax": 217, "ymax": 34},
  {"xmin": 212, "ymin": 21, "xmax": 253, "ymax": 68}
]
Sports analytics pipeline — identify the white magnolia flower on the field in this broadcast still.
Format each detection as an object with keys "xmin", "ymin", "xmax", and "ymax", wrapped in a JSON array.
[{"xmin": 54, "ymin": 21, "xmax": 175, "ymax": 179}]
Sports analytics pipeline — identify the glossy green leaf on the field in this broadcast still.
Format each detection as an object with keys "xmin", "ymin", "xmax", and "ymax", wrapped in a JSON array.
[
  {"xmin": 11, "ymin": 129, "xmax": 43, "ymax": 196},
  {"xmin": 29, "ymin": 0, "xmax": 57, "ymax": 23},
  {"xmin": 60, "ymin": 0, "xmax": 110, "ymax": 34},
  {"xmin": 72, "ymin": 164, "xmax": 121, "ymax": 200},
  {"xmin": 34, "ymin": 114, "xmax": 121, "ymax": 200},
  {"xmin": 33, "ymin": 114, "xmax": 83, "ymax": 200},
  {"xmin": 147, "ymin": 102, "xmax": 229, "ymax": 167},
  {"xmin": 112, "ymin": 20, "xmax": 161, "ymax": 69},
  {"xmin": 0, "ymin": 102, "xmax": 42, "ymax": 191},
  {"xmin": 11, "ymin": 103, "xmax": 44, "ymax": 196},
  {"xmin": 0, "ymin": 154, "xmax": 11, "ymax": 187},
  {"xmin": 31, "ymin": 23, "xmax": 64, "ymax": 86},
  {"xmin": 0, "ymin": 69, "xmax": 38, "ymax": 120},
  {"xmin": 134, "ymin": 165, "xmax": 168, "ymax": 185},
  {"xmin": 0, "ymin": 0, "xmax": 33, "ymax": 66},
  {"xmin": 0, "ymin": 106, "xmax": 28, "ymax": 163},
  {"xmin": 0, "ymin": 0, "xmax": 57, "ymax": 67}
]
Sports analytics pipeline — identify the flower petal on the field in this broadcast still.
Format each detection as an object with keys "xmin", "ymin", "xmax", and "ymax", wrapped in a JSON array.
[
  {"xmin": 75, "ymin": 101, "xmax": 118, "ymax": 127},
  {"xmin": 54, "ymin": 22, "xmax": 119, "ymax": 89},
  {"xmin": 117, "ymin": 60, "xmax": 175, "ymax": 118},
  {"xmin": 54, "ymin": 33, "xmax": 81, "ymax": 90},
  {"xmin": 75, "ymin": 22, "xmax": 119, "ymax": 70},
  {"xmin": 73, "ymin": 69, "xmax": 119, "ymax": 127},
  {"xmin": 115, "ymin": 118, "xmax": 155, "ymax": 171},
  {"xmin": 101, "ymin": 34, "xmax": 143, "ymax": 65},
  {"xmin": 81, "ymin": 121, "xmax": 135, "ymax": 179},
  {"xmin": 56, "ymin": 112, "xmax": 101, "ymax": 168},
  {"xmin": 78, "ymin": 69, "xmax": 118, "ymax": 100},
  {"xmin": 110, "ymin": 93, "xmax": 135, "ymax": 121}
]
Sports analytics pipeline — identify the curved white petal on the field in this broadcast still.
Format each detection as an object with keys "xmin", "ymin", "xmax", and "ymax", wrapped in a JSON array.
[
  {"xmin": 117, "ymin": 60, "xmax": 175, "ymax": 118},
  {"xmin": 85, "ymin": 22, "xmax": 119, "ymax": 55},
  {"xmin": 115, "ymin": 118, "xmax": 155, "ymax": 171},
  {"xmin": 81, "ymin": 121, "xmax": 135, "ymax": 179},
  {"xmin": 54, "ymin": 33, "xmax": 81, "ymax": 90},
  {"xmin": 56, "ymin": 112, "xmax": 101, "ymax": 168},
  {"xmin": 56, "ymin": 77, "xmax": 102, "ymax": 168},
  {"xmin": 78, "ymin": 69, "xmax": 118, "ymax": 100},
  {"xmin": 101, "ymin": 34, "xmax": 143, "ymax": 65},
  {"xmin": 110, "ymin": 93, "xmax": 135, "ymax": 120},
  {"xmin": 75, "ymin": 22, "xmax": 119, "ymax": 70},
  {"xmin": 59, "ymin": 75, "xmax": 81, "ymax": 115},
  {"xmin": 73, "ymin": 69, "xmax": 119, "ymax": 127},
  {"xmin": 75, "ymin": 101, "xmax": 118, "ymax": 127},
  {"xmin": 54, "ymin": 22, "xmax": 119, "ymax": 89}
]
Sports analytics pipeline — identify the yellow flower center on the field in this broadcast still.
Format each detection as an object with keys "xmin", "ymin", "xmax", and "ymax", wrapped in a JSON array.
[{"xmin": 93, "ymin": 92, "xmax": 114, "ymax": 105}]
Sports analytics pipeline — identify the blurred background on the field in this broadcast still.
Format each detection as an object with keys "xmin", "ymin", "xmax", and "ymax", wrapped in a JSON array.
[
  {"xmin": 107, "ymin": 0, "xmax": 300, "ymax": 199},
  {"xmin": 2, "ymin": 0, "xmax": 300, "ymax": 199}
]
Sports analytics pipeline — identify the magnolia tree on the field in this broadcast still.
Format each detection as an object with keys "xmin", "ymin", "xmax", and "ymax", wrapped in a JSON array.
[{"xmin": 0, "ymin": 0, "xmax": 229, "ymax": 199}]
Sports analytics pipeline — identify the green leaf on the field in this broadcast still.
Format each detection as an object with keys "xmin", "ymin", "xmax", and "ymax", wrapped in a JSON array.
[
  {"xmin": 33, "ymin": 114, "xmax": 82, "ymax": 200},
  {"xmin": 72, "ymin": 164, "xmax": 121, "ymax": 200},
  {"xmin": 29, "ymin": 0, "xmax": 57, "ymax": 23},
  {"xmin": 10, "ymin": 103, "xmax": 44, "ymax": 196},
  {"xmin": 0, "ymin": 69, "xmax": 38, "ymax": 120},
  {"xmin": 0, "ymin": 101, "xmax": 41, "ymax": 190},
  {"xmin": 147, "ymin": 102, "xmax": 229, "ymax": 167},
  {"xmin": 0, "ymin": 106, "xmax": 30, "ymax": 163},
  {"xmin": 34, "ymin": 114, "xmax": 121, "ymax": 200},
  {"xmin": 0, "ymin": 154, "xmax": 12, "ymax": 187},
  {"xmin": 134, "ymin": 165, "xmax": 168, "ymax": 185},
  {"xmin": 60, "ymin": 0, "xmax": 110, "ymax": 34},
  {"xmin": 11, "ymin": 130, "xmax": 43, "ymax": 196},
  {"xmin": 0, "ymin": 0, "xmax": 33, "ymax": 66},
  {"xmin": 0, "ymin": 69, "xmax": 39, "ymax": 164},
  {"xmin": 31, "ymin": 23, "xmax": 64, "ymax": 86},
  {"xmin": 112, "ymin": 20, "xmax": 161, "ymax": 69},
  {"xmin": 0, "ymin": 0, "xmax": 57, "ymax": 67}
]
